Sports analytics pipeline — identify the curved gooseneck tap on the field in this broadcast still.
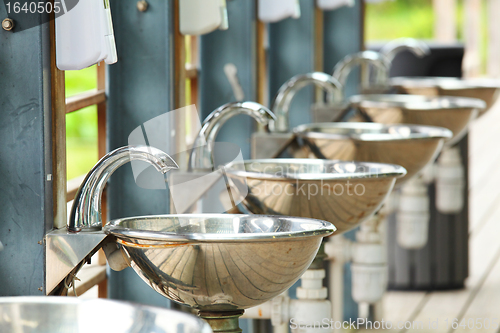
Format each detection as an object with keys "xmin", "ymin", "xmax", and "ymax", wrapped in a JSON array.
[
  {"xmin": 189, "ymin": 101, "xmax": 276, "ymax": 171},
  {"xmin": 379, "ymin": 37, "xmax": 430, "ymax": 63},
  {"xmin": 270, "ymin": 72, "xmax": 343, "ymax": 133},
  {"xmin": 332, "ymin": 50, "xmax": 391, "ymax": 88},
  {"xmin": 68, "ymin": 145, "xmax": 179, "ymax": 232}
]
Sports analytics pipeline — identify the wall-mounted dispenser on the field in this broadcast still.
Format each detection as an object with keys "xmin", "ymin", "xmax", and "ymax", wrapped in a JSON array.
[
  {"xmin": 180, "ymin": 0, "xmax": 228, "ymax": 35},
  {"xmin": 258, "ymin": 0, "xmax": 300, "ymax": 23},
  {"xmin": 317, "ymin": 0, "xmax": 355, "ymax": 11},
  {"xmin": 56, "ymin": 0, "xmax": 117, "ymax": 70}
]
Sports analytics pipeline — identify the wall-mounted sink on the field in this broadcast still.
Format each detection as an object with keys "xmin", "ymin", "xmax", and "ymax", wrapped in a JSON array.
[
  {"xmin": 0, "ymin": 297, "xmax": 211, "ymax": 333},
  {"xmin": 292, "ymin": 122, "xmax": 451, "ymax": 184},
  {"xmin": 104, "ymin": 214, "xmax": 334, "ymax": 312},
  {"xmin": 224, "ymin": 159, "xmax": 406, "ymax": 234},
  {"xmin": 390, "ymin": 77, "xmax": 500, "ymax": 117},
  {"xmin": 349, "ymin": 94, "xmax": 484, "ymax": 145}
]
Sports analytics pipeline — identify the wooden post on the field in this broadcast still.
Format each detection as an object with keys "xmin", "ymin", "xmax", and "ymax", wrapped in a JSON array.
[
  {"xmin": 487, "ymin": 0, "xmax": 500, "ymax": 77},
  {"xmin": 463, "ymin": 0, "xmax": 482, "ymax": 78},
  {"xmin": 433, "ymin": 0, "xmax": 457, "ymax": 42}
]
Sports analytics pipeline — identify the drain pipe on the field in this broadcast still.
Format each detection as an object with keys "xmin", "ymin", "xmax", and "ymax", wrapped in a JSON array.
[
  {"xmin": 242, "ymin": 246, "xmax": 332, "ymax": 333},
  {"xmin": 397, "ymin": 177, "xmax": 430, "ymax": 249},
  {"xmin": 351, "ymin": 217, "xmax": 387, "ymax": 305},
  {"xmin": 397, "ymin": 146, "xmax": 464, "ymax": 250},
  {"xmin": 436, "ymin": 146, "xmax": 464, "ymax": 214}
]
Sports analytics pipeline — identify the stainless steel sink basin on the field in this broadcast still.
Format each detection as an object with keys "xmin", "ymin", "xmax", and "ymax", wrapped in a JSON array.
[
  {"xmin": 349, "ymin": 94, "xmax": 484, "ymax": 145},
  {"xmin": 292, "ymin": 122, "xmax": 451, "ymax": 184},
  {"xmin": 104, "ymin": 214, "xmax": 334, "ymax": 312},
  {"xmin": 390, "ymin": 76, "xmax": 500, "ymax": 116},
  {"xmin": 0, "ymin": 297, "xmax": 211, "ymax": 333},
  {"xmin": 224, "ymin": 159, "xmax": 406, "ymax": 234}
]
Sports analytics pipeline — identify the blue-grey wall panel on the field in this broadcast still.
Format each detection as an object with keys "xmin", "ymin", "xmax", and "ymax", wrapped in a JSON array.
[
  {"xmin": 199, "ymin": 0, "xmax": 257, "ymax": 159},
  {"xmin": 0, "ymin": 13, "xmax": 52, "ymax": 295},
  {"xmin": 106, "ymin": 0, "xmax": 175, "ymax": 305},
  {"xmin": 323, "ymin": 2, "xmax": 363, "ymax": 321},
  {"xmin": 323, "ymin": 2, "xmax": 363, "ymax": 98},
  {"xmin": 268, "ymin": 0, "xmax": 316, "ymax": 129}
]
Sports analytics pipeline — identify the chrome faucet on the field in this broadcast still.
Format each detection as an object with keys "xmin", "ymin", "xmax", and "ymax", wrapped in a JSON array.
[
  {"xmin": 189, "ymin": 101, "xmax": 276, "ymax": 171},
  {"xmin": 379, "ymin": 37, "xmax": 430, "ymax": 63},
  {"xmin": 68, "ymin": 145, "xmax": 179, "ymax": 232},
  {"xmin": 332, "ymin": 50, "xmax": 391, "ymax": 88},
  {"xmin": 271, "ymin": 72, "xmax": 343, "ymax": 133}
]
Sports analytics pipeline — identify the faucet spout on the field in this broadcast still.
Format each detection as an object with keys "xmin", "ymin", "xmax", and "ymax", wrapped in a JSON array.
[
  {"xmin": 189, "ymin": 101, "xmax": 276, "ymax": 171},
  {"xmin": 271, "ymin": 72, "xmax": 343, "ymax": 133},
  {"xmin": 68, "ymin": 145, "xmax": 179, "ymax": 232},
  {"xmin": 380, "ymin": 38, "xmax": 430, "ymax": 63},
  {"xmin": 332, "ymin": 50, "xmax": 391, "ymax": 88}
]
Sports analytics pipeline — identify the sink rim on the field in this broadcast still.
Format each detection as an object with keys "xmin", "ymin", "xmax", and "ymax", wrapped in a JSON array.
[
  {"xmin": 225, "ymin": 158, "xmax": 407, "ymax": 181},
  {"xmin": 293, "ymin": 122, "xmax": 453, "ymax": 142},
  {"xmin": 104, "ymin": 214, "xmax": 335, "ymax": 243},
  {"xmin": 0, "ymin": 296, "xmax": 211, "ymax": 332},
  {"xmin": 349, "ymin": 94, "xmax": 486, "ymax": 111},
  {"xmin": 390, "ymin": 76, "xmax": 500, "ymax": 90}
]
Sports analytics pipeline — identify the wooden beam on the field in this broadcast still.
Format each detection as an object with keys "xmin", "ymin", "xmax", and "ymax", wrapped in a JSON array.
[
  {"xmin": 66, "ymin": 174, "xmax": 86, "ymax": 202},
  {"xmin": 50, "ymin": 12, "xmax": 67, "ymax": 230},
  {"xmin": 185, "ymin": 63, "xmax": 197, "ymax": 79},
  {"xmin": 463, "ymin": 0, "xmax": 482, "ymax": 78},
  {"xmin": 65, "ymin": 89, "xmax": 106, "ymax": 114},
  {"xmin": 67, "ymin": 264, "xmax": 107, "ymax": 297},
  {"xmin": 96, "ymin": 62, "xmax": 108, "ymax": 298},
  {"xmin": 433, "ymin": 0, "xmax": 457, "ymax": 42},
  {"xmin": 487, "ymin": 0, "xmax": 500, "ymax": 77}
]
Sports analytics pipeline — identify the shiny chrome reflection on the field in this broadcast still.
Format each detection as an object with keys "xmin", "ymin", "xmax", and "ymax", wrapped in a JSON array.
[
  {"xmin": 189, "ymin": 101, "xmax": 275, "ymax": 171},
  {"xmin": 332, "ymin": 50, "xmax": 391, "ymax": 88},
  {"xmin": 0, "ymin": 297, "xmax": 211, "ymax": 333},
  {"xmin": 379, "ymin": 38, "xmax": 430, "ymax": 63},
  {"xmin": 69, "ymin": 145, "xmax": 178, "ymax": 232},
  {"xmin": 349, "ymin": 94, "xmax": 485, "ymax": 145},
  {"xmin": 104, "ymin": 214, "xmax": 334, "ymax": 312},
  {"xmin": 271, "ymin": 72, "xmax": 343, "ymax": 133},
  {"xmin": 224, "ymin": 159, "xmax": 406, "ymax": 234},
  {"xmin": 390, "ymin": 76, "xmax": 500, "ymax": 116},
  {"xmin": 292, "ymin": 122, "xmax": 451, "ymax": 183}
]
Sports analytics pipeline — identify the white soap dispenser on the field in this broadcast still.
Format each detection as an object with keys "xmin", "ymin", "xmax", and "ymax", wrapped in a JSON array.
[
  {"xmin": 258, "ymin": 0, "xmax": 300, "ymax": 23},
  {"xmin": 55, "ymin": 0, "xmax": 117, "ymax": 70},
  {"xmin": 180, "ymin": 0, "xmax": 228, "ymax": 35}
]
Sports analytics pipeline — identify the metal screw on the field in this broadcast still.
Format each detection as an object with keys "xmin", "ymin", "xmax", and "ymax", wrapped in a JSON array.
[
  {"xmin": 38, "ymin": 287, "xmax": 43, "ymax": 292},
  {"xmin": 2, "ymin": 18, "xmax": 14, "ymax": 31},
  {"xmin": 137, "ymin": 0, "xmax": 148, "ymax": 12}
]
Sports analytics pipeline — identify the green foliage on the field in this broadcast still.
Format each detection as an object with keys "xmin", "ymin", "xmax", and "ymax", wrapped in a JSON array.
[
  {"xmin": 365, "ymin": 0, "xmax": 434, "ymax": 41},
  {"xmin": 65, "ymin": 66, "xmax": 98, "ymax": 179}
]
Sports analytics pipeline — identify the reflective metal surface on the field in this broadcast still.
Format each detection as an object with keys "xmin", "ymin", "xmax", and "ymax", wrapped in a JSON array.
[
  {"xmin": 104, "ymin": 214, "xmax": 334, "ymax": 311},
  {"xmin": 349, "ymin": 94, "xmax": 484, "ymax": 145},
  {"xmin": 69, "ymin": 145, "xmax": 179, "ymax": 232},
  {"xmin": 225, "ymin": 159, "xmax": 406, "ymax": 233},
  {"xmin": 270, "ymin": 72, "xmax": 343, "ymax": 133},
  {"xmin": 390, "ymin": 76, "xmax": 500, "ymax": 116},
  {"xmin": 379, "ymin": 38, "xmax": 430, "ymax": 63},
  {"xmin": 292, "ymin": 122, "xmax": 451, "ymax": 183},
  {"xmin": 332, "ymin": 50, "xmax": 391, "ymax": 88},
  {"xmin": 45, "ymin": 230, "xmax": 108, "ymax": 295},
  {"xmin": 0, "ymin": 297, "xmax": 211, "ymax": 333},
  {"xmin": 189, "ymin": 101, "xmax": 275, "ymax": 171}
]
